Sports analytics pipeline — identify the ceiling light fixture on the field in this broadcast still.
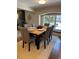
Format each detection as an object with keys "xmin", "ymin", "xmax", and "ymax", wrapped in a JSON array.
[{"xmin": 38, "ymin": 0, "xmax": 47, "ymax": 4}]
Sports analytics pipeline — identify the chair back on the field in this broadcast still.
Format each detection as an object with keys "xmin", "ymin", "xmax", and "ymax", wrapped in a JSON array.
[
  {"xmin": 43, "ymin": 27, "xmax": 51, "ymax": 40},
  {"xmin": 48, "ymin": 25, "xmax": 54, "ymax": 37},
  {"xmin": 51, "ymin": 25, "xmax": 54, "ymax": 31},
  {"xmin": 19, "ymin": 27, "xmax": 30, "ymax": 42},
  {"xmin": 44, "ymin": 23, "xmax": 49, "ymax": 27},
  {"xmin": 51, "ymin": 26, "xmax": 54, "ymax": 33}
]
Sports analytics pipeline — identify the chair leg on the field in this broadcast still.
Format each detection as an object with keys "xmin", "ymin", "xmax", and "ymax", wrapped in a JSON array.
[
  {"xmin": 29, "ymin": 43, "xmax": 30, "ymax": 51},
  {"xmin": 22, "ymin": 41, "xmax": 24, "ymax": 48},
  {"xmin": 49, "ymin": 35, "xmax": 52, "ymax": 40},
  {"xmin": 25, "ymin": 42, "xmax": 27, "ymax": 44},
  {"xmin": 49, "ymin": 36, "xmax": 51, "ymax": 41},
  {"xmin": 44, "ymin": 40, "xmax": 46, "ymax": 49},
  {"xmin": 47, "ymin": 39, "xmax": 48, "ymax": 45},
  {"xmin": 51, "ymin": 35, "xmax": 52, "ymax": 40}
]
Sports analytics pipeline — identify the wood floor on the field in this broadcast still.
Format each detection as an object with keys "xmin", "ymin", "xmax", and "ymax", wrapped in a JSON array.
[
  {"xmin": 17, "ymin": 35, "xmax": 61, "ymax": 59},
  {"xmin": 48, "ymin": 36, "xmax": 61, "ymax": 59},
  {"xmin": 48, "ymin": 48, "xmax": 61, "ymax": 59}
]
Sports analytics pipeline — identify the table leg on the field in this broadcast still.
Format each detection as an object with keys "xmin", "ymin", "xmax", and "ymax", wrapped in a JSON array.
[{"xmin": 35, "ymin": 35, "xmax": 40, "ymax": 50}]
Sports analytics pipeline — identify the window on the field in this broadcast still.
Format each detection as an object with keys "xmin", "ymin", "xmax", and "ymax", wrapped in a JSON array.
[
  {"xmin": 40, "ymin": 13, "xmax": 61, "ymax": 31},
  {"xmin": 54, "ymin": 15, "xmax": 61, "ymax": 30},
  {"xmin": 41, "ymin": 15, "xmax": 55, "ymax": 26}
]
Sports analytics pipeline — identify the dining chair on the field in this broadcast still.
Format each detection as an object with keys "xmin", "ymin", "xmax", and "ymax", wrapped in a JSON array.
[
  {"xmin": 44, "ymin": 23, "xmax": 49, "ymax": 27},
  {"xmin": 19, "ymin": 27, "xmax": 36, "ymax": 51},
  {"xmin": 40, "ymin": 27, "xmax": 51, "ymax": 48},
  {"xmin": 50, "ymin": 26, "xmax": 54, "ymax": 40},
  {"xmin": 47, "ymin": 27, "xmax": 53, "ymax": 44}
]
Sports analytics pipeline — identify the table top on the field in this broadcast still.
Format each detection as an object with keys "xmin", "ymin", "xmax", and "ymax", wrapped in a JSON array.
[{"xmin": 27, "ymin": 27, "xmax": 47, "ymax": 35}]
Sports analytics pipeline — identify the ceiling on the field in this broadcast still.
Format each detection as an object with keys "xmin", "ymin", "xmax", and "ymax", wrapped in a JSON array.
[{"xmin": 17, "ymin": 0, "xmax": 61, "ymax": 11}]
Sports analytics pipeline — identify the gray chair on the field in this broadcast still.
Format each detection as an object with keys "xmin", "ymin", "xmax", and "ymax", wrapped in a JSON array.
[{"xmin": 19, "ymin": 27, "xmax": 35, "ymax": 51}]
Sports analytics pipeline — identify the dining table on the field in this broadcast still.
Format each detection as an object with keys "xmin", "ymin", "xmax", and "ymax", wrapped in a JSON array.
[{"xmin": 27, "ymin": 26, "xmax": 47, "ymax": 49}]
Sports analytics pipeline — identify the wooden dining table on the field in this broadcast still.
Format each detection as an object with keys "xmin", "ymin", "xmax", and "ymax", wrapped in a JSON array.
[{"xmin": 27, "ymin": 26, "xmax": 47, "ymax": 49}]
